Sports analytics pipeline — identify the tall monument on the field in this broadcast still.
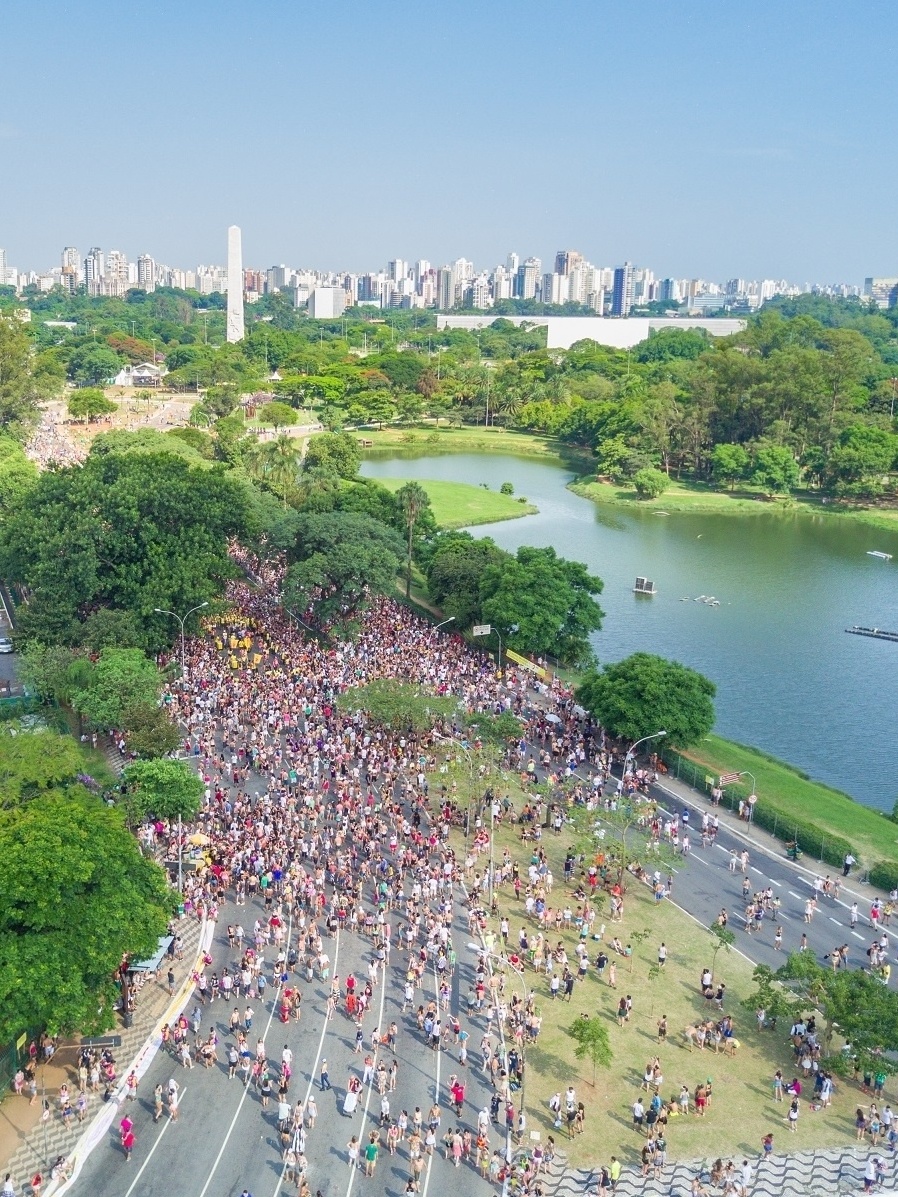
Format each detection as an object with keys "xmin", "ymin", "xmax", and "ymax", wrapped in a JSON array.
[{"xmin": 226, "ymin": 224, "xmax": 245, "ymax": 343}]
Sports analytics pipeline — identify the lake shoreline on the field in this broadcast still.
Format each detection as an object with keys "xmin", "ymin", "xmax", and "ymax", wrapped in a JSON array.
[{"xmin": 570, "ymin": 476, "xmax": 898, "ymax": 534}]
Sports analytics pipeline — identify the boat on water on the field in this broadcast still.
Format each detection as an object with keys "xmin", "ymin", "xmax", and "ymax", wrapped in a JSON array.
[
  {"xmin": 633, "ymin": 577, "xmax": 657, "ymax": 595},
  {"xmin": 845, "ymin": 625, "xmax": 898, "ymax": 642},
  {"xmin": 867, "ymin": 551, "xmax": 892, "ymax": 560}
]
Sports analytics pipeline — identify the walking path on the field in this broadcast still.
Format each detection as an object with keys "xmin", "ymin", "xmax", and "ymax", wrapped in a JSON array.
[{"xmin": 0, "ymin": 917, "xmax": 201, "ymax": 1191}]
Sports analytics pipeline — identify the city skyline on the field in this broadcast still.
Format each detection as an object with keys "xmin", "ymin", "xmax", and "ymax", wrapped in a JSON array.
[{"xmin": 1, "ymin": 2, "xmax": 895, "ymax": 278}]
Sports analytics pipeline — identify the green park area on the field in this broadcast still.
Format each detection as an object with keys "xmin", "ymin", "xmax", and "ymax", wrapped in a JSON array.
[
  {"xmin": 358, "ymin": 424, "xmax": 581, "ymax": 462},
  {"xmin": 442, "ymin": 770, "xmax": 875, "ymax": 1167},
  {"xmin": 375, "ymin": 476, "xmax": 537, "ymax": 529},
  {"xmin": 571, "ymin": 477, "xmax": 898, "ymax": 533}
]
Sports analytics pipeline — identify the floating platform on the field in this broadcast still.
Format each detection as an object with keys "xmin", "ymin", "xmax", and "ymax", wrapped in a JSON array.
[
  {"xmin": 867, "ymin": 551, "xmax": 893, "ymax": 560},
  {"xmin": 633, "ymin": 577, "xmax": 657, "ymax": 595},
  {"xmin": 845, "ymin": 625, "xmax": 898, "ymax": 642}
]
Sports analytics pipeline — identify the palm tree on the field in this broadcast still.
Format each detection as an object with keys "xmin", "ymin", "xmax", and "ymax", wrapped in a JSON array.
[
  {"xmin": 265, "ymin": 433, "xmax": 301, "ymax": 508},
  {"xmin": 395, "ymin": 481, "xmax": 431, "ymax": 599}
]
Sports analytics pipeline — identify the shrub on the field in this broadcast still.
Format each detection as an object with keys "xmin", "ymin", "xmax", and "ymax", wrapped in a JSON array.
[
  {"xmin": 870, "ymin": 861, "xmax": 898, "ymax": 892},
  {"xmin": 500, "ymin": 482, "xmax": 514, "ymax": 495}
]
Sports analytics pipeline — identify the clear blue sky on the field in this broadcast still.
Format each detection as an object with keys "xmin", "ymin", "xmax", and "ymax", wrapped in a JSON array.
[{"xmin": 2, "ymin": 0, "xmax": 895, "ymax": 281}]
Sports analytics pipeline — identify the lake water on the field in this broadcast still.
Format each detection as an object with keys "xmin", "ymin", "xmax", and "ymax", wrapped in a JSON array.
[{"xmin": 361, "ymin": 450, "xmax": 898, "ymax": 811}]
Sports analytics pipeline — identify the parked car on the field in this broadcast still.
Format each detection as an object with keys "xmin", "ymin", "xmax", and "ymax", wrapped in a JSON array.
[{"xmin": 0, "ymin": 636, "xmax": 14, "ymax": 653}]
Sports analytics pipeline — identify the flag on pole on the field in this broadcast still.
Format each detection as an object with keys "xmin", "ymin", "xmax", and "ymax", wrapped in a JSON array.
[{"xmin": 719, "ymin": 772, "xmax": 741, "ymax": 785}]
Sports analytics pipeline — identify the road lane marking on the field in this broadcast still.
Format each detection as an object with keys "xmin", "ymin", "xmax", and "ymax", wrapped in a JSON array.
[
  {"xmin": 124, "ymin": 1086, "xmax": 188, "ymax": 1197},
  {"xmin": 829, "ymin": 918, "xmax": 841, "ymax": 924},
  {"xmin": 198, "ymin": 914, "xmax": 292, "ymax": 1197},
  {"xmin": 788, "ymin": 892, "xmax": 802, "ymax": 900},
  {"xmin": 770, "ymin": 880, "xmax": 782, "ymax": 887},
  {"xmin": 751, "ymin": 867, "xmax": 763, "ymax": 875},
  {"xmin": 270, "ymin": 929, "xmax": 342, "ymax": 1197},
  {"xmin": 420, "ymin": 954, "xmax": 443, "ymax": 1197},
  {"xmin": 852, "ymin": 932, "xmax": 865, "ymax": 940},
  {"xmin": 344, "ymin": 945, "xmax": 389, "ymax": 1197}
]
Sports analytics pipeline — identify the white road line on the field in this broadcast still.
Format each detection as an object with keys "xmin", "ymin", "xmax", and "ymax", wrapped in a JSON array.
[
  {"xmin": 829, "ymin": 917, "xmax": 841, "ymax": 925},
  {"xmin": 751, "ymin": 867, "xmax": 763, "ymax": 875},
  {"xmin": 198, "ymin": 914, "xmax": 292, "ymax": 1197},
  {"xmin": 770, "ymin": 880, "xmax": 783, "ymax": 887},
  {"xmin": 852, "ymin": 932, "xmax": 866, "ymax": 941},
  {"xmin": 271, "ymin": 930, "xmax": 342, "ymax": 1197},
  {"xmin": 123, "ymin": 1087, "xmax": 188, "ymax": 1197},
  {"xmin": 344, "ymin": 949, "xmax": 389, "ymax": 1197},
  {"xmin": 788, "ymin": 892, "xmax": 802, "ymax": 900},
  {"xmin": 420, "ymin": 957, "xmax": 444, "ymax": 1197}
]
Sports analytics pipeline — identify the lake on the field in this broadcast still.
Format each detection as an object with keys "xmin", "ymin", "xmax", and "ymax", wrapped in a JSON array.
[{"xmin": 361, "ymin": 450, "xmax": 898, "ymax": 812}]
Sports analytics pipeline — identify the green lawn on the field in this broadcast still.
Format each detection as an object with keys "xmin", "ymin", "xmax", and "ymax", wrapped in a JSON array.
[
  {"xmin": 571, "ymin": 477, "xmax": 898, "ymax": 532},
  {"xmin": 455, "ymin": 804, "xmax": 870, "ymax": 1170},
  {"xmin": 357, "ymin": 424, "xmax": 590, "ymax": 464},
  {"xmin": 669, "ymin": 733, "xmax": 898, "ymax": 872},
  {"xmin": 376, "ymin": 477, "xmax": 537, "ymax": 529}
]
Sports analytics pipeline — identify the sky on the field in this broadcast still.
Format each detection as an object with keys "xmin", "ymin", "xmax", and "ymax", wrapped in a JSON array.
[{"xmin": 1, "ymin": 0, "xmax": 896, "ymax": 282}]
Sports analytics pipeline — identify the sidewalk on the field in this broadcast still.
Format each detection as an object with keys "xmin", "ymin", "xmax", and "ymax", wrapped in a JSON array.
[{"xmin": 0, "ymin": 915, "xmax": 201, "ymax": 1193}]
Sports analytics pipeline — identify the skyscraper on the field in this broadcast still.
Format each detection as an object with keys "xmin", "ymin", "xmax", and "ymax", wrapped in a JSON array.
[
  {"xmin": 611, "ymin": 262, "xmax": 633, "ymax": 316},
  {"xmin": 226, "ymin": 225, "xmax": 245, "ymax": 343}
]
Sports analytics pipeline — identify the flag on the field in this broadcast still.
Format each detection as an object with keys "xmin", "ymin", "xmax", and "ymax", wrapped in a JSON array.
[{"xmin": 719, "ymin": 772, "xmax": 741, "ymax": 785}]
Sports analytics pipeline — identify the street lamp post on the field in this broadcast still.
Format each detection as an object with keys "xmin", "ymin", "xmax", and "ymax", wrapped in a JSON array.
[
  {"xmin": 621, "ymin": 730, "xmax": 667, "ymax": 789},
  {"xmin": 154, "ymin": 602, "xmax": 208, "ymax": 894},
  {"xmin": 434, "ymin": 616, "xmax": 456, "ymax": 633},
  {"xmin": 154, "ymin": 602, "xmax": 209, "ymax": 674},
  {"xmin": 738, "ymin": 771, "xmax": 757, "ymax": 822},
  {"xmin": 473, "ymin": 624, "xmax": 503, "ymax": 673}
]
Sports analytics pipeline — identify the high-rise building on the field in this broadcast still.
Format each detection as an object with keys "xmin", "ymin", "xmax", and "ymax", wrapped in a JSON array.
[
  {"xmin": 506, "ymin": 251, "xmax": 519, "ymax": 275},
  {"xmin": 864, "ymin": 277, "xmax": 898, "ymax": 309},
  {"xmin": 543, "ymin": 273, "xmax": 569, "ymax": 306},
  {"xmin": 516, "ymin": 257, "xmax": 541, "ymax": 301},
  {"xmin": 611, "ymin": 262, "xmax": 634, "ymax": 316},
  {"xmin": 388, "ymin": 259, "xmax": 407, "ymax": 283},
  {"xmin": 226, "ymin": 225, "xmax": 245, "ymax": 343},
  {"xmin": 0, "ymin": 248, "xmax": 7, "ymax": 286},
  {"xmin": 437, "ymin": 267, "xmax": 454, "ymax": 311},
  {"xmin": 61, "ymin": 246, "xmax": 81, "ymax": 276},
  {"xmin": 84, "ymin": 247, "xmax": 104, "ymax": 294},
  {"xmin": 658, "ymin": 278, "xmax": 680, "ymax": 303},
  {"xmin": 554, "ymin": 249, "xmax": 583, "ymax": 277},
  {"xmin": 137, "ymin": 254, "xmax": 156, "ymax": 292}
]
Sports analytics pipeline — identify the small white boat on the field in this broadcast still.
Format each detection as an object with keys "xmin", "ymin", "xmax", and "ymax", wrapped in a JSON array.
[{"xmin": 867, "ymin": 551, "xmax": 892, "ymax": 560}]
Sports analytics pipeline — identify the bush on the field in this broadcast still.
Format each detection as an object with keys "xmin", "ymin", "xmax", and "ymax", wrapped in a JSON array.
[
  {"xmin": 870, "ymin": 861, "xmax": 898, "ymax": 892},
  {"xmin": 500, "ymin": 482, "xmax": 514, "ymax": 495},
  {"xmin": 632, "ymin": 467, "xmax": 669, "ymax": 500}
]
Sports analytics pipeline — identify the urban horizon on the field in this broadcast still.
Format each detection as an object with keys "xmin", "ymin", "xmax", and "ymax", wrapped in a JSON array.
[{"xmin": 2, "ymin": 233, "xmax": 893, "ymax": 316}]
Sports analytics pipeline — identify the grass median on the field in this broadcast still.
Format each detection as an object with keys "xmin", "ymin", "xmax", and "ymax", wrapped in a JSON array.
[{"xmin": 453, "ymin": 802, "xmax": 876, "ymax": 1168}]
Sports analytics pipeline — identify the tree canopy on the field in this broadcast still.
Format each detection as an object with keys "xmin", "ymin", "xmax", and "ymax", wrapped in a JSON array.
[
  {"xmin": 577, "ymin": 652, "xmax": 716, "ymax": 748},
  {"xmin": 0, "ymin": 791, "xmax": 172, "ymax": 1038},
  {"xmin": 335, "ymin": 679, "xmax": 457, "ymax": 734},
  {"xmin": 0, "ymin": 448, "xmax": 248, "ymax": 648},
  {"xmin": 120, "ymin": 758, "xmax": 203, "ymax": 826}
]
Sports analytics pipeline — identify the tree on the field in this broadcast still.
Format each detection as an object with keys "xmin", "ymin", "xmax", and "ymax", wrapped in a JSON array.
[
  {"xmin": 632, "ymin": 467, "xmax": 669, "ymax": 500},
  {"xmin": 120, "ymin": 758, "xmax": 203, "ymax": 825},
  {"xmin": 395, "ymin": 481, "xmax": 432, "ymax": 599},
  {"xmin": 259, "ymin": 401, "xmax": 298, "ymax": 430},
  {"xmin": 424, "ymin": 532, "xmax": 510, "ymax": 630},
  {"xmin": 284, "ymin": 511, "xmax": 404, "ymax": 623},
  {"xmin": 479, "ymin": 546, "xmax": 604, "ymax": 667},
  {"xmin": 823, "ymin": 424, "xmax": 898, "ymax": 498},
  {"xmin": 69, "ymin": 345, "xmax": 124, "ymax": 386},
  {"xmin": 0, "ymin": 437, "xmax": 37, "ymax": 512},
  {"xmin": 710, "ymin": 443, "xmax": 750, "ymax": 491},
  {"xmin": 68, "ymin": 388, "xmax": 118, "ymax": 423},
  {"xmin": 709, "ymin": 923, "xmax": 736, "ymax": 977},
  {"xmin": 0, "ymin": 316, "xmax": 47, "ymax": 437},
  {"xmin": 0, "ymin": 792, "xmax": 171, "ymax": 1038},
  {"xmin": 303, "ymin": 431, "xmax": 361, "ymax": 479},
  {"xmin": 751, "ymin": 444, "xmax": 800, "ymax": 496},
  {"xmin": 568, "ymin": 1014, "xmax": 613, "ymax": 1085},
  {"xmin": 71, "ymin": 648, "xmax": 163, "ymax": 730},
  {"xmin": 577, "ymin": 652, "xmax": 716, "ymax": 749},
  {"xmin": 0, "ymin": 726, "xmax": 89, "ymax": 808},
  {"xmin": 76, "ymin": 608, "xmax": 143, "ymax": 651},
  {"xmin": 745, "ymin": 953, "xmax": 898, "ymax": 1077},
  {"xmin": 265, "ymin": 433, "xmax": 302, "ymax": 508},
  {"xmin": 335, "ymin": 679, "xmax": 457, "ymax": 734},
  {"xmin": 499, "ymin": 482, "xmax": 514, "ymax": 495},
  {"xmin": 0, "ymin": 450, "xmax": 248, "ymax": 648},
  {"xmin": 121, "ymin": 702, "xmax": 181, "ymax": 759}
]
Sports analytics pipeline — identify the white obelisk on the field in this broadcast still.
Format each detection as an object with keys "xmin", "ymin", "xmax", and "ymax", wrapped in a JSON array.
[{"xmin": 226, "ymin": 224, "xmax": 245, "ymax": 343}]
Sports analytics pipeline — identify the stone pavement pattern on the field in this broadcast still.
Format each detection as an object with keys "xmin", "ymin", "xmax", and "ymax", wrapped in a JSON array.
[
  {"xmin": 564, "ymin": 1145, "xmax": 892, "ymax": 1196},
  {"xmin": 1, "ymin": 915, "xmax": 200, "ymax": 1192}
]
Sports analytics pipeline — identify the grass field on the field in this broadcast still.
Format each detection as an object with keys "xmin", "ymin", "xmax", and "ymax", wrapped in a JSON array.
[
  {"xmin": 570, "ymin": 477, "xmax": 898, "ymax": 533},
  {"xmin": 669, "ymin": 734, "xmax": 898, "ymax": 870},
  {"xmin": 356, "ymin": 425, "xmax": 590, "ymax": 464},
  {"xmin": 454, "ymin": 799, "xmax": 880, "ymax": 1170},
  {"xmin": 375, "ymin": 477, "xmax": 537, "ymax": 529}
]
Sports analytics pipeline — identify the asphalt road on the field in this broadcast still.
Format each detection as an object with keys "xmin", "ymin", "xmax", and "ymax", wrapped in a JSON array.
[
  {"xmin": 61, "ymin": 762, "xmax": 889, "ymax": 1197},
  {"xmin": 64, "ymin": 887, "xmax": 501, "ymax": 1197}
]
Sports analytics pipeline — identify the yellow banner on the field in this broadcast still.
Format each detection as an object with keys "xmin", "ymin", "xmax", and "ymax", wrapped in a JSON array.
[{"xmin": 505, "ymin": 648, "xmax": 547, "ymax": 679}]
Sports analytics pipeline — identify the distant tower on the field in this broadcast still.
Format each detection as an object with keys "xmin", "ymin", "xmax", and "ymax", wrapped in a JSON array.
[{"xmin": 226, "ymin": 225, "xmax": 245, "ymax": 343}]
